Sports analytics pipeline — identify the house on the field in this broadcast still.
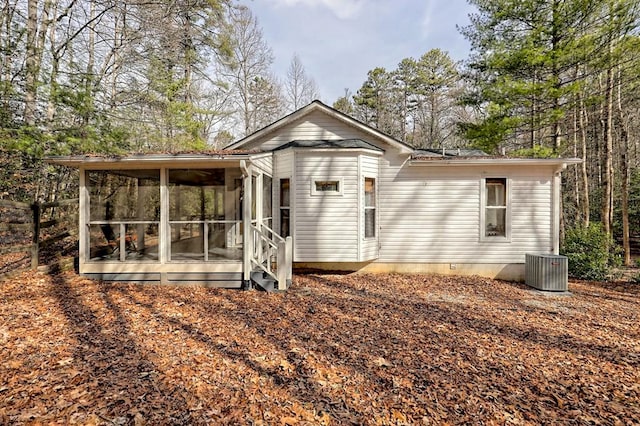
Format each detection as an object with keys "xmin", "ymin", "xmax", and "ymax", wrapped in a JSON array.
[{"xmin": 49, "ymin": 101, "xmax": 580, "ymax": 290}]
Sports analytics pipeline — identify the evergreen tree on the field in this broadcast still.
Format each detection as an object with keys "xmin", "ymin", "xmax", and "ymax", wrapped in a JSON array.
[
  {"xmin": 412, "ymin": 49, "xmax": 462, "ymax": 148},
  {"xmin": 460, "ymin": 0, "xmax": 599, "ymax": 153},
  {"xmin": 353, "ymin": 67, "xmax": 396, "ymax": 137}
]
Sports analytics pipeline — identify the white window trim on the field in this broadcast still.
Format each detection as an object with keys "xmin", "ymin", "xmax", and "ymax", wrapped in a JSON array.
[
  {"xmin": 480, "ymin": 177, "xmax": 511, "ymax": 242},
  {"xmin": 279, "ymin": 177, "xmax": 291, "ymax": 238},
  {"xmin": 310, "ymin": 177, "xmax": 343, "ymax": 196}
]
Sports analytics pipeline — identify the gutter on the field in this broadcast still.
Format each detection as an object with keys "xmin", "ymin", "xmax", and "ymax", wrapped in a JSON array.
[
  {"xmin": 239, "ymin": 159, "xmax": 251, "ymax": 177},
  {"xmin": 47, "ymin": 153, "xmax": 254, "ymax": 168},
  {"xmin": 409, "ymin": 158, "xmax": 583, "ymax": 167}
]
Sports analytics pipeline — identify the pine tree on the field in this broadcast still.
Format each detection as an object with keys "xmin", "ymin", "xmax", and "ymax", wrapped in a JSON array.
[{"xmin": 460, "ymin": 0, "xmax": 599, "ymax": 153}]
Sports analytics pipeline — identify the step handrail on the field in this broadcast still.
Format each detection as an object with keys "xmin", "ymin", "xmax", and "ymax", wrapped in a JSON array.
[
  {"xmin": 249, "ymin": 224, "xmax": 292, "ymax": 290},
  {"xmin": 249, "ymin": 224, "xmax": 278, "ymax": 282}
]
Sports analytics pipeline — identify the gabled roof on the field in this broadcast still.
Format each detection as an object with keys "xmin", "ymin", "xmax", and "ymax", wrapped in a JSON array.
[
  {"xmin": 225, "ymin": 100, "xmax": 414, "ymax": 154},
  {"xmin": 274, "ymin": 139, "xmax": 384, "ymax": 152}
]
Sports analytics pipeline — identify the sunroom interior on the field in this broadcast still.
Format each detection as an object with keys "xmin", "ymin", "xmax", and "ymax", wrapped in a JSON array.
[{"xmin": 86, "ymin": 167, "xmax": 250, "ymax": 264}]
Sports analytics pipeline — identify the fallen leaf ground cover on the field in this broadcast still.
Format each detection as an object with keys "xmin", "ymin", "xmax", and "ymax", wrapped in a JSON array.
[{"xmin": 1, "ymin": 269, "xmax": 639, "ymax": 425}]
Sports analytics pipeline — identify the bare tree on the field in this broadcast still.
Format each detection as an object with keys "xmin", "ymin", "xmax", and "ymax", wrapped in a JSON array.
[
  {"xmin": 219, "ymin": 5, "xmax": 283, "ymax": 136},
  {"xmin": 24, "ymin": 0, "xmax": 55, "ymax": 126},
  {"xmin": 284, "ymin": 53, "xmax": 319, "ymax": 111}
]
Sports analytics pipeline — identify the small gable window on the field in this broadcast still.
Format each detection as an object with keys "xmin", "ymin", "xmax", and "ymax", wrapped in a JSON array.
[
  {"xmin": 315, "ymin": 180, "xmax": 339, "ymax": 192},
  {"xmin": 311, "ymin": 179, "xmax": 343, "ymax": 196}
]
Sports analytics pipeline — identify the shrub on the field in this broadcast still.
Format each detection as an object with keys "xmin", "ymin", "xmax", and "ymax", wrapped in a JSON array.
[{"xmin": 562, "ymin": 223, "xmax": 621, "ymax": 281}]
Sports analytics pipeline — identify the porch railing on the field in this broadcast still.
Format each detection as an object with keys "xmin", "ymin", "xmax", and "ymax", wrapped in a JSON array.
[
  {"xmin": 89, "ymin": 221, "xmax": 159, "ymax": 262},
  {"xmin": 249, "ymin": 223, "xmax": 292, "ymax": 290}
]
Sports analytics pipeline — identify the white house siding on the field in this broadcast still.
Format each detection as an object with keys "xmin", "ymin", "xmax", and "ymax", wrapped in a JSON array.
[
  {"xmin": 377, "ymin": 152, "xmax": 555, "ymax": 264},
  {"xmin": 239, "ymin": 109, "xmax": 557, "ymax": 268},
  {"xmin": 245, "ymin": 110, "xmax": 376, "ymax": 151},
  {"xmin": 294, "ymin": 151, "xmax": 360, "ymax": 262},
  {"xmin": 360, "ymin": 154, "xmax": 379, "ymax": 261}
]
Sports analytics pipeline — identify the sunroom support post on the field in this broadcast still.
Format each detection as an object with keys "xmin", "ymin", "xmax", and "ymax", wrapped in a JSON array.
[
  {"xmin": 241, "ymin": 160, "xmax": 253, "ymax": 286},
  {"xmin": 256, "ymin": 173, "xmax": 263, "ymax": 230},
  {"xmin": 78, "ymin": 169, "xmax": 88, "ymax": 271},
  {"xmin": 136, "ymin": 179, "xmax": 146, "ymax": 253},
  {"xmin": 160, "ymin": 168, "xmax": 169, "ymax": 265}
]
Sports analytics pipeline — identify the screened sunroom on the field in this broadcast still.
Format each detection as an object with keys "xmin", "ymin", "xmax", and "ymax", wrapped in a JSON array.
[{"xmin": 49, "ymin": 152, "xmax": 291, "ymax": 289}]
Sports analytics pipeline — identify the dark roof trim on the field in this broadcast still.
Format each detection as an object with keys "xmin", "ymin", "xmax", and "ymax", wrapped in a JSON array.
[
  {"xmin": 274, "ymin": 139, "xmax": 384, "ymax": 152},
  {"xmin": 413, "ymin": 148, "xmax": 489, "ymax": 158}
]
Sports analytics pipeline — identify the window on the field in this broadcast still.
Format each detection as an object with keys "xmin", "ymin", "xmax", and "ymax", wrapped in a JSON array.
[
  {"xmin": 280, "ymin": 178, "xmax": 290, "ymax": 238},
  {"xmin": 311, "ymin": 178, "xmax": 343, "ymax": 195},
  {"xmin": 364, "ymin": 177, "xmax": 376, "ymax": 238},
  {"xmin": 263, "ymin": 175, "xmax": 273, "ymax": 228},
  {"xmin": 87, "ymin": 169, "xmax": 160, "ymax": 262},
  {"xmin": 483, "ymin": 178, "xmax": 509, "ymax": 240},
  {"xmin": 315, "ymin": 180, "xmax": 339, "ymax": 192},
  {"xmin": 168, "ymin": 168, "xmax": 241, "ymax": 261}
]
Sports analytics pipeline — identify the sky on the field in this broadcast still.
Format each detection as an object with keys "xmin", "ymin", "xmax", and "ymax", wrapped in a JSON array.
[{"xmin": 240, "ymin": 0, "xmax": 477, "ymax": 103}]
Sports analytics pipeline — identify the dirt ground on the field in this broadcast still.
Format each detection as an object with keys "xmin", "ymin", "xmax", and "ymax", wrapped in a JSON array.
[{"xmin": 1, "ymin": 269, "xmax": 639, "ymax": 425}]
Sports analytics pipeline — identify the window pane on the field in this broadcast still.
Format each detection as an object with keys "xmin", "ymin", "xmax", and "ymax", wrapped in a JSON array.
[
  {"xmin": 124, "ymin": 223, "xmax": 159, "ymax": 261},
  {"xmin": 169, "ymin": 169, "xmax": 225, "ymax": 221},
  {"xmin": 315, "ymin": 180, "xmax": 339, "ymax": 192},
  {"xmin": 251, "ymin": 175, "xmax": 257, "ymax": 221},
  {"xmin": 485, "ymin": 208, "xmax": 506, "ymax": 237},
  {"xmin": 280, "ymin": 209, "xmax": 290, "ymax": 238},
  {"xmin": 263, "ymin": 175, "xmax": 272, "ymax": 219},
  {"xmin": 88, "ymin": 170, "xmax": 160, "ymax": 221},
  {"xmin": 207, "ymin": 223, "xmax": 241, "ymax": 260},
  {"xmin": 365, "ymin": 178, "xmax": 375, "ymax": 207},
  {"xmin": 486, "ymin": 178, "xmax": 506, "ymax": 206},
  {"xmin": 170, "ymin": 223, "xmax": 204, "ymax": 261},
  {"xmin": 280, "ymin": 179, "xmax": 290, "ymax": 207},
  {"xmin": 88, "ymin": 223, "xmax": 159, "ymax": 261},
  {"xmin": 89, "ymin": 224, "xmax": 121, "ymax": 260},
  {"xmin": 365, "ymin": 208, "xmax": 375, "ymax": 238}
]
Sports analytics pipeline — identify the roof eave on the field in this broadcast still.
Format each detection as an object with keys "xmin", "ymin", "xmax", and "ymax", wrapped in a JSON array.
[{"xmin": 47, "ymin": 153, "xmax": 253, "ymax": 168}]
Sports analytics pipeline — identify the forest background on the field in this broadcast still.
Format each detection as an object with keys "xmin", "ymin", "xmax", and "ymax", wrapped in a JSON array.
[{"xmin": 1, "ymin": 0, "xmax": 639, "ymax": 269}]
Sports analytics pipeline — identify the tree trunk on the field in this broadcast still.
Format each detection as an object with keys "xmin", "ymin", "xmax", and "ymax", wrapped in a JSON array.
[
  {"xmin": 602, "ymin": 65, "xmax": 614, "ymax": 236},
  {"xmin": 1, "ymin": 1, "xmax": 17, "ymax": 116},
  {"xmin": 578, "ymin": 91, "xmax": 590, "ymax": 227},
  {"xmin": 83, "ymin": 0, "xmax": 96, "ymax": 128},
  {"xmin": 617, "ymin": 66, "xmax": 631, "ymax": 266},
  {"xmin": 46, "ymin": 1, "xmax": 59, "ymax": 124},
  {"xmin": 572, "ymin": 104, "xmax": 580, "ymax": 223},
  {"xmin": 24, "ymin": 0, "xmax": 39, "ymax": 126},
  {"xmin": 551, "ymin": 0, "xmax": 561, "ymax": 151},
  {"xmin": 25, "ymin": 0, "xmax": 54, "ymax": 127}
]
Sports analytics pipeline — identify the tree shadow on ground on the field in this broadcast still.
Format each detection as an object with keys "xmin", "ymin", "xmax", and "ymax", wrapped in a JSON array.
[
  {"xmin": 46, "ymin": 267, "xmax": 194, "ymax": 423},
  {"xmin": 6, "ymin": 269, "xmax": 636, "ymax": 424}
]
